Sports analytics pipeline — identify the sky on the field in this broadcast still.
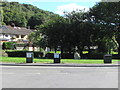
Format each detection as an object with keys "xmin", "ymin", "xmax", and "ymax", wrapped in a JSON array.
[{"xmin": 6, "ymin": 0, "xmax": 101, "ymax": 16}]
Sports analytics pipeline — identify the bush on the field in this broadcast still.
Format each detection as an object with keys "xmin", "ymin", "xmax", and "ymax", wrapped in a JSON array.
[
  {"xmin": 88, "ymin": 53, "xmax": 105, "ymax": 59},
  {"xmin": 112, "ymin": 54, "xmax": 120, "ymax": 59},
  {"xmin": 45, "ymin": 53, "xmax": 54, "ymax": 59},
  {"xmin": 84, "ymin": 53, "xmax": 120, "ymax": 59},
  {"xmin": 45, "ymin": 53, "xmax": 74, "ymax": 59},
  {"xmin": 5, "ymin": 50, "xmax": 43, "ymax": 58},
  {"xmin": 2, "ymin": 42, "xmax": 16, "ymax": 50},
  {"xmin": 61, "ymin": 53, "xmax": 74, "ymax": 59},
  {"xmin": 6, "ymin": 50, "xmax": 26, "ymax": 57},
  {"xmin": 34, "ymin": 52, "xmax": 44, "ymax": 58},
  {"xmin": 81, "ymin": 53, "xmax": 105, "ymax": 59}
]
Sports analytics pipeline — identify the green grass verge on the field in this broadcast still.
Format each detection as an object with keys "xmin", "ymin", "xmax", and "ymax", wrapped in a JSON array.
[
  {"xmin": 48, "ymin": 51, "xmax": 118, "ymax": 54},
  {"xmin": 111, "ymin": 52, "xmax": 118, "ymax": 54},
  {"xmin": 48, "ymin": 51, "xmax": 61, "ymax": 53},
  {"xmin": 0, "ymin": 57, "xmax": 120, "ymax": 64}
]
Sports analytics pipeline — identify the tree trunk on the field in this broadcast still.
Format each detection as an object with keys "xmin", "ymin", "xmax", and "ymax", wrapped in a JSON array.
[
  {"xmin": 118, "ymin": 43, "xmax": 120, "ymax": 55},
  {"xmin": 69, "ymin": 51, "xmax": 72, "ymax": 54},
  {"xmin": 87, "ymin": 45, "xmax": 91, "ymax": 55},
  {"xmin": 61, "ymin": 47, "xmax": 63, "ymax": 54},
  {"xmin": 77, "ymin": 45, "xmax": 84, "ymax": 56},
  {"xmin": 61, "ymin": 47, "xmax": 63, "ymax": 59},
  {"xmin": 55, "ymin": 48, "xmax": 57, "ymax": 53},
  {"xmin": 116, "ymin": 34, "xmax": 120, "ymax": 55}
]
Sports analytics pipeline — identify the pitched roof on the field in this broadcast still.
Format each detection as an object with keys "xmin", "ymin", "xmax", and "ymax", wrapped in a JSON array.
[{"xmin": 0, "ymin": 25, "xmax": 33, "ymax": 35}]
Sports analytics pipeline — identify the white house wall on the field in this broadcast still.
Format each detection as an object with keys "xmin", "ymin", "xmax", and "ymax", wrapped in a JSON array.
[
  {"xmin": 0, "ymin": 33, "xmax": 29, "ymax": 42},
  {"xmin": 0, "ymin": 34, "xmax": 11, "ymax": 40},
  {"xmin": 0, "ymin": 34, "xmax": 3, "ymax": 38},
  {"xmin": 23, "ymin": 35, "xmax": 28, "ymax": 40}
]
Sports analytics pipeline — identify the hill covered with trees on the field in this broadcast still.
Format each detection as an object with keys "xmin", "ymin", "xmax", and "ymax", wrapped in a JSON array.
[{"xmin": 1, "ymin": 1, "xmax": 58, "ymax": 29}]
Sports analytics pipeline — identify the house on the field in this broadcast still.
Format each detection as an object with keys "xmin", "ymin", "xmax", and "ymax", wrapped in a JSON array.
[{"xmin": 0, "ymin": 25, "xmax": 33, "ymax": 45}]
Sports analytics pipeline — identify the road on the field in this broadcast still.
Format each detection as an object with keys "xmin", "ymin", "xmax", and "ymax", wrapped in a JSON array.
[{"xmin": 1, "ymin": 65, "xmax": 119, "ymax": 88}]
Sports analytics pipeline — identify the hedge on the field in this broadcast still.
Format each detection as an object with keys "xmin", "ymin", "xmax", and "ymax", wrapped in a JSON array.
[
  {"xmin": 5, "ymin": 50, "xmax": 120, "ymax": 59},
  {"xmin": 45, "ymin": 53, "xmax": 104, "ymax": 59},
  {"xmin": 81, "ymin": 53, "xmax": 120, "ymax": 59},
  {"xmin": 112, "ymin": 54, "xmax": 120, "ymax": 59},
  {"xmin": 45, "ymin": 53, "xmax": 54, "ymax": 59},
  {"xmin": 5, "ymin": 51, "xmax": 43, "ymax": 58},
  {"xmin": 61, "ymin": 53, "xmax": 74, "ymax": 59},
  {"xmin": 81, "ymin": 53, "xmax": 104, "ymax": 59},
  {"xmin": 45, "ymin": 53, "xmax": 74, "ymax": 59}
]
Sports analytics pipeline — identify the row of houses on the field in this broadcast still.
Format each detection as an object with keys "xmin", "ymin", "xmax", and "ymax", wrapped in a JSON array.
[
  {"xmin": 0, "ymin": 25, "xmax": 33, "ymax": 45},
  {"xmin": 0, "ymin": 25, "xmax": 48, "ymax": 51}
]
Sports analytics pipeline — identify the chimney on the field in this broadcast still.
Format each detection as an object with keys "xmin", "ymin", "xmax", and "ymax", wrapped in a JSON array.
[
  {"xmin": 27, "ymin": 26, "xmax": 30, "ymax": 29},
  {"xmin": 11, "ymin": 22, "xmax": 15, "ymax": 27}
]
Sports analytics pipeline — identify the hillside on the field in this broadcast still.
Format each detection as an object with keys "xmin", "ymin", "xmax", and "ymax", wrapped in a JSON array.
[{"xmin": 1, "ymin": 1, "xmax": 57, "ymax": 29}]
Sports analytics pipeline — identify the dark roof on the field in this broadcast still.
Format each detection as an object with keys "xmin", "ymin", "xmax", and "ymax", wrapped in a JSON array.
[{"xmin": 0, "ymin": 26, "xmax": 33, "ymax": 35}]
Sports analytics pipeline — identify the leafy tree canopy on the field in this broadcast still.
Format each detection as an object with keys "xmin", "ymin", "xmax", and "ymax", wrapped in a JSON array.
[{"xmin": 1, "ymin": 1, "xmax": 56, "ymax": 27}]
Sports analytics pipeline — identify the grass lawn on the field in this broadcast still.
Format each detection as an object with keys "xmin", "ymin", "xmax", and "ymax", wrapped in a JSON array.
[
  {"xmin": 0, "ymin": 57, "xmax": 120, "ymax": 64},
  {"xmin": 111, "ymin": 51, "xmax": 118, "ymax": 54},
  {"xmin": 48, "ymin": 51, "xmax": 118, "ymax": 55},
  {"xmin": 49, "ymin": 51, "xmax": 89, "ymax": 54}
]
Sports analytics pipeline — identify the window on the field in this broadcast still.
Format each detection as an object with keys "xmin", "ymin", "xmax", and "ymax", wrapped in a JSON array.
[
  {"xmin": 21, "ymin": 35, "xmax": 25, "ymax": 38},
  {"xmin": 16, "ymin": 35, "xmax": 19, "ymax": 38},
  {"xmin": 5, "ymin": 34, "xmax": 8, "ymax": 37}
]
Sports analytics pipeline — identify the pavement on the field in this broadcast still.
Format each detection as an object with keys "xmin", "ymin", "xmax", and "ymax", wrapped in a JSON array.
[{"xmin": 0, "ymin": 62, "xmax": 120, "ymax": 67}]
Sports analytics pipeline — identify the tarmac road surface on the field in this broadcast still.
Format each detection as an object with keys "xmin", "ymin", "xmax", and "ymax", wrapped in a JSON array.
[{"xmin": 1, "ymin": 65, "xmax": 119, "ymax": 88}]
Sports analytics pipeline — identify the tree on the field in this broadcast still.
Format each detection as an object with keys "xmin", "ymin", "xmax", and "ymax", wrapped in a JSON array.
[
  {"xmin": 64, "ymin": 11, "xmax": 97, "ymax": 55},
  {"xmin": 2, "ymin": 1, "xmax": 55, "ymax": 27},
  {"xmin": 90, "ymin": 2, "xmax": 120, "ymax": 54},
  {"xmin": 28, "ymin": 32, "xmax": 42, "ymax": 45},
  {"xmin": 37, "ymin": 15, "xmax": 68, "ymax": 53},
  {"xmin": 27, "ymin": 13, "xmax": 46, "ymax": 29}
]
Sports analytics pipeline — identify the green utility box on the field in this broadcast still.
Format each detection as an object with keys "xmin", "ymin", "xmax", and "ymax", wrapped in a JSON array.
[
  {"xmin": 26, "ymin": 52, "xmax": 34, "ymax": 63},
  {"xmin": 104, "ymin": 54, "xmax": 112, "ymax": 63}
]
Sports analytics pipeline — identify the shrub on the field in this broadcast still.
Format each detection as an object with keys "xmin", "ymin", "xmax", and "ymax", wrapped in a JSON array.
[
  {"xmin": 34, "ymin": 52, "xmax": 44, "ymax": 58},
  {"xmin": 45, "ymin": 53, "xmax": 54, "ymax": 59},
  {"xmin": 5, "ymin": 50, "xmax": 43, "ymax": 58},
  {"xmin": 45, "ymin": 53, "xmax": 74, "ymax": 59},
  {"xmin": 88, "ymin": 53, "xmax": 105, "ymax": 59},
  {"xmin": 5, "ymin": 50, "xmax": 26, "ymax": 57},
  {"xmin": 81, "ymin": 52, "xmax": 105, "ymax": 59},
  {"xmin": 61, "ymin": 53, "xmax": 74, "ymax": 59},
  {"xmin": 2, "ymin": 42, "xmax": 16, "ymax": 50},
  {"xmin": 79, "ymin": 53, "xmax": 120, "ymax": 59},
  {"xmin": 112, "ymin": 54, "xmax": 120, "ymax": 59}
]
